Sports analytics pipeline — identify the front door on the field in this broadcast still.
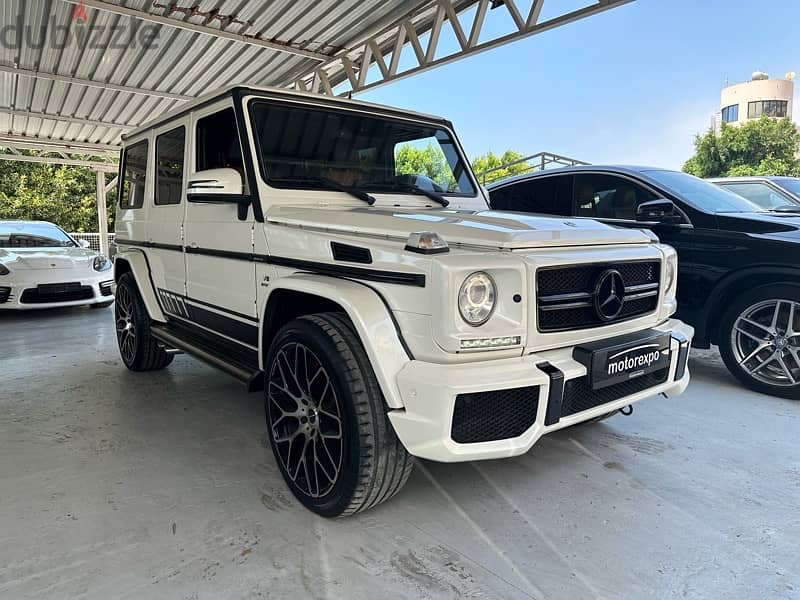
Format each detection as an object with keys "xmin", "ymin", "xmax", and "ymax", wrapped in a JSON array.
[{"xmin": 183, "ymin": 103, "xmax": 259, "ymax": 347}]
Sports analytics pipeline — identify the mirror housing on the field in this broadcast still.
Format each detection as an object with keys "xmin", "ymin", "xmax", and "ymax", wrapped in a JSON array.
[
  {"xmin": 78, "ymin": 239, "xmax": 91, "ymax": 249},
  {"xmin": 637, "ymin": 199, "xmax": 682, "ymax": 224},
  {"xmin": 187, "ymin": 168, "xmax": 251, "ymax": 220}
]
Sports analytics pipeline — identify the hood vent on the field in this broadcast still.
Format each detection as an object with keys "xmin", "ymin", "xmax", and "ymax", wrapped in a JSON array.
[{"xmin": 331, "ymin": 242, "xmax": 372, "ymax": 264}]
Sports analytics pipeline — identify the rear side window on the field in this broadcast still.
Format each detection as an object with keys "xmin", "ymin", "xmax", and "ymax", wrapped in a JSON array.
[
  {"xmin": 490, "ymin": 176, "xmax": 571, "ymax": 216},
  {"xmin": 573, "ymin": 174, "xmax": 656, "ymax": 220},
  {"xmin": 120, "ymin": 140, "xmax": 148, "ymax": 209},
  {"xmin": 196, "ymin": 108, "xmax": 244, "ymax": 174},
  {"xmin": 155, "ymin": 126, "xmax": 185, "ymax": 206}
]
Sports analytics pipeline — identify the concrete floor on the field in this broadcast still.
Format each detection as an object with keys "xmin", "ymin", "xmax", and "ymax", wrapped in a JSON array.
[{"xmin": 1, "ymin": 307, "xmax": 799, "ymax": 600}]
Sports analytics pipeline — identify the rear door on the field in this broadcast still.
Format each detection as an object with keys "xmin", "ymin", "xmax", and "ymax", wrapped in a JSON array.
[{"xmin": 147, "ymin": 122, "xmax": 188, "ymax": 300}]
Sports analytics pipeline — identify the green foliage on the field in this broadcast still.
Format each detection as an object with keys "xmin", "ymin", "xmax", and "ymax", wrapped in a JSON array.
[
  {"xmin": 394, "ymin": 143, "xmax": 457, "ymax": 191},
  {"xmin": 0, "ymin": 152, "xmax": 115, "ymax": 232},
  {"xmin": 471, "ymin": 150, "xmax": 531, "ymax": 184},
  {"xmin": 683, "ymin": 116, "xmax": 800, "ymax": 178}
]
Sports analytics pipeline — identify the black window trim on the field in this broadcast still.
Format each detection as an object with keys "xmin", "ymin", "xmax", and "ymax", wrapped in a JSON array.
[
  {"xmin": 118, "ymin": 138, "xmax": 150, "ymax": 210},
  {"xmin": 245, "ymin": 96, "xmax": 481, "ymax": 199},
  {"xmin": 154, "ymin": 124, "xmax": 187, "ymax": 207}
]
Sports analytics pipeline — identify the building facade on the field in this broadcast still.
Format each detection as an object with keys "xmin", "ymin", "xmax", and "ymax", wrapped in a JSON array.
[{"xmin": 719, "ymin": 73, "xmax": 794, "ymax": 126}]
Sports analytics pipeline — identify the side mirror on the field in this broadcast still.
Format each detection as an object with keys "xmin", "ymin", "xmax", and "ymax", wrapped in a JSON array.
[
  {"xmin": 187, "ymin": 168, "xmax": 251, "ymax": 220},
  {"xmin": 637, "ymin": 199, "xmax": 682, "ymax": 224},
  {"xmin": 78, "ymin": 239, "xmax": 91, "ymax": 249}
]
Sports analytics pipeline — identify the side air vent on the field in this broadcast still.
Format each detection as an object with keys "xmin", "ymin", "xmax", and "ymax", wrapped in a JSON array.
[{"xmin": 331, "ymin": 242, "xmax": 372, "ymax": 264}]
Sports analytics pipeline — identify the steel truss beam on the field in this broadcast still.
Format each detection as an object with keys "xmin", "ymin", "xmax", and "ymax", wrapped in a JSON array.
[
  {"xmin": 0, "ymin": 64, "xmax": 191, "ymax": 102},
  {"xmin": 63, "ymin": 0, "xmax": 330, "ymax": 61},
  {"xmin": 0, "ymin": 134, "xmax": 120, "ymax": 157},
  {"xmin": 294, "ymin": 0, "xmax": 633, "ymax": 96},
  {"xmin": 0, "ymin": 153, "xmax": 118, "ymax": 172},
  {"xmin": 0, "ymin": 107, "xmax": 132, "ymax": 131}
]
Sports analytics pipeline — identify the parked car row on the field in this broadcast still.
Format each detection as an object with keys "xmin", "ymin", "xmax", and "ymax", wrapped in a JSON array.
[{"xmin": 489, "ymin": 167, "xmax": 800, "ymax": 399}]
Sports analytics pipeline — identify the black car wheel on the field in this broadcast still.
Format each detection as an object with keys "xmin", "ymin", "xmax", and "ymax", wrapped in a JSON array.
[
  {"xmin": 719, "ymin": 284, "xmax": 800, "ymax": 399},
  {"xmin": 115, "ymin": 273, "xmax": 174, "ymax": 371},
  {"xmin": 264, "ymin": 313, "xmax": 414, "ymax": 517}
]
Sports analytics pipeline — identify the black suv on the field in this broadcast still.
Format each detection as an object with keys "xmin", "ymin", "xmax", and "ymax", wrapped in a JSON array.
[{"xmin": 489, "ymin": 166, "xmax": 800, "ymax": 399}]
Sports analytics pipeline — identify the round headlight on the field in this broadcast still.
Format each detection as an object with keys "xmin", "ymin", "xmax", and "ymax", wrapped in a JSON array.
[
  {"xmin": 458, "ymin": 272, "xmax": 496, "ymax": 326},
  {"xmin": 665, "ymin": 253, "xmax": 677, "ymax": 290}
]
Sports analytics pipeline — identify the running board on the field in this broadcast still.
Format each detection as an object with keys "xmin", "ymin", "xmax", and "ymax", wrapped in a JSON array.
[{"xmin": 150, "ymin": 323, "xmax": 264, "ymax": 392}]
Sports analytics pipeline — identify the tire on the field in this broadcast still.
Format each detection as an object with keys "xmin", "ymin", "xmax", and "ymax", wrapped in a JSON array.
[
  {"xmin": 91, "ymin": 300, "xmax": 114, "ymax": 309},
  {"xmin": 114, "ymin": 273, "xmax": 174, "ymax": 372},
  {"xmin": 718, "ymin": 284, "xmax": 800, "ymax": 399},
  {"xmin": 264, "ymin": 312, "xmax": 414, "ymax": 517}
]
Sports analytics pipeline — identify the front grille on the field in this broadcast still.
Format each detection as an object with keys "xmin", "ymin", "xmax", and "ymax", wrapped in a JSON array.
[
  {"xmin": 561, "ymin": 367, "xmax": 669, "ymax": 417},
  {"xmin": 537, "ymin": 261, "xmax": 660, "ymax": 332},
  {"xmin": 20, "ymin": 283, "xmax": 94, "ymax": 304},
  {"xmin": 0, "ymin": 286, "xmax": 11, "ymax": 303},
  {"xmin": 99, "ymin": 280, "xmax": 114, "ymax": 297},
  {"xmin": 451, "ymin": 386, "xmax": 539, "ymax": 444}
]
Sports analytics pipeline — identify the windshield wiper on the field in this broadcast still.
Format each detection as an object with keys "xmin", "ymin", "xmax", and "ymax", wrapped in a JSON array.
[
  {"xmin": 771, "ymin": 205, "xmax": 800, "ymax": 213},
  {"xmin": 393, "ymin": 182, "xmax": 449, "ymax": 207},
  {"xmin": 320, "ymin": 177, "xmax": 375, "ymax": 205}
]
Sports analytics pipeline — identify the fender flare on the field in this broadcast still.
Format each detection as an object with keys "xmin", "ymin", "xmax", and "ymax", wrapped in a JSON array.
[
  {"xmin": 259, "ymin": 274, "xmax": 411, "ymax": 409},
  {"xmin": 114, "ymin": 249, "xmax": 166, "ymax": 322},
  {"xmin": 699, "ymin": 265, "xmax": 800, "ymax": 342}
]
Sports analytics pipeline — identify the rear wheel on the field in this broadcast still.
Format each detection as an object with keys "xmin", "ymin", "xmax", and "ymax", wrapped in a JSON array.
[
  {"xmin": 719, "ymin": 284, "xmax": 800, "ymax": 399},
  {"xmin": 264, "ymin": 313, "xmax": 413, "ymax": 517},
  {"xmin": 115, "ymin": 273, "xmax": 173, "ymax": 371}
]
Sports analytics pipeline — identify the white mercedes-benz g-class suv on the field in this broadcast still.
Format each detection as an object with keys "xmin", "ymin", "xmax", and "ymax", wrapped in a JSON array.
[{"xmin": 112, "ymin": 85, "xmax": 693, "ymax": 517}]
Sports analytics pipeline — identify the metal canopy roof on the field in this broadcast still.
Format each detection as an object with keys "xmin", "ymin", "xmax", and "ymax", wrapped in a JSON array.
[{"xmin": 0, "ymin": 0, "xmax": 632, "ymax": 159}]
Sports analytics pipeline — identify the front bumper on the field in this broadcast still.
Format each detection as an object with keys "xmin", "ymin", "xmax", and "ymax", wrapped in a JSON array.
[
  {"xmin": 388, "ymin": 319, "xmax": 694, "ymax": 462},
  {"xmin": 0, "ymin": 274, "xmax": 114, "ymax": 310}
]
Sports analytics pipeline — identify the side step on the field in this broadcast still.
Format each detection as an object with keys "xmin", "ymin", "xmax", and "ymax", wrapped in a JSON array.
[{"xmin": 150, "ymin": 322, "xmax": 264, "ymax": 392}]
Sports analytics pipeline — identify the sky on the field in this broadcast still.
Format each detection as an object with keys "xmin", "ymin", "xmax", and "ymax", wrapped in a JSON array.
[{"xmin": 360, "ymin": 0, "xmax": 800, "ymax": 170}]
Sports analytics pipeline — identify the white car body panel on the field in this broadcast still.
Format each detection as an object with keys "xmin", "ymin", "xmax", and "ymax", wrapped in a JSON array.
[{"xmin": 0, "ymin": 235, "xmax": 113, "ymax": 310}]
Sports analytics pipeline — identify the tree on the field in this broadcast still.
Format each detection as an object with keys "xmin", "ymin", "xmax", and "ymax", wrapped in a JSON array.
[
  {"xmin": 0, "ymin": 152, "xmax": 115, "ymax": 232},
  {"xmin": 683, "ymin": 116, "xmax": 800, "ymax": 178},
  {"xmin": 471, "ymin": 150, "xmax": 531, "ymax": 185},
  {"xmin": 395, "ymin": 143, "xmax": 457, "ymax": 190}
]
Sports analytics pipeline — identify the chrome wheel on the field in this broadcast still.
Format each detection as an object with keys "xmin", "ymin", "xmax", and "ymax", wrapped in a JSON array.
[
  {"xmin": 731, "ymin": 299, "xmax": 800, "ymax": 387},
  {"xmin": 115, "ymin": 283, "xmax": 137, "ymax": 365},
  {"xmin": 267, "ymin": 342, "xmax": 343, "ymax": 498}
]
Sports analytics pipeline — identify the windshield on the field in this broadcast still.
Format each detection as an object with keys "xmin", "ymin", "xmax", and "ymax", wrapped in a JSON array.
[
  {"xmin": 715, "ymin": 181, "xmax": 797, "ymax": 210},
  {"xmin": 643, "ymin": 170, "xmax": 765, "ymax": 213},
  {"xmin": 775, "ymin": 178, "xmax": 800, "ymax": 197},
  {"xmin": 250, "ymin": 101, "xmax": 476, "ymax": 197},
  {"xmin": 0, "ymin": 222, "xmax": 76, "ymax": 248}
]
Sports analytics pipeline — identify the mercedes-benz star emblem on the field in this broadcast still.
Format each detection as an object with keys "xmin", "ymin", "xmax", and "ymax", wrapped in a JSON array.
[{"xmin": 594, "ymin": 269, "xmax": 625, "ymax": 321}]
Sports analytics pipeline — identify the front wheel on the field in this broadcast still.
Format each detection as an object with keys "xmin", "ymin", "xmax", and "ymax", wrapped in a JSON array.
[
  {"xmin": 718, "ymin": 284, "xmax": 800, "ymax": 399},
  {"xmin": 264, "ymin": 313, "xmax": 414, "ymax": 517}
]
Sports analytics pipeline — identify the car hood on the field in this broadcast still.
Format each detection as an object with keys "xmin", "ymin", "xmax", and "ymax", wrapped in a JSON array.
[
  {"xmin": 0, "ymin": 247, "xmax": 96, "ymax": 270},
  {"xmin": 266, "ymin": 207, "xmax": 654, "ymax": 249}
]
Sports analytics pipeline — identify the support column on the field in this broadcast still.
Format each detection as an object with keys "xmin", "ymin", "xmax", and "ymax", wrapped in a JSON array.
[{"xmin": 95, "ymin": 170, "xmax": 109, "ymax": 257}]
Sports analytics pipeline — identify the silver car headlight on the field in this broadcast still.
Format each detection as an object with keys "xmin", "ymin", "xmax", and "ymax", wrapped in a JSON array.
[
  {"xmin": 93, "ymin": 255, "xmax": 112, "ymax": 272},
  {"xmin": 458, "ymin": 272, "xmax": 496, "ymax": 326}
]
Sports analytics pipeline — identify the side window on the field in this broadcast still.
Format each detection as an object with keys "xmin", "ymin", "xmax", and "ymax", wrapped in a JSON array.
[
  {"xmin": 720, "ymin": 182, "xmax": 790, "ymax": 210},
  {"xmin": 119, "ymin": 140, "xmax": 148, "ymax": 209},
  {"xmin": 155, "ymin": 126, "xmax": 185, "ymax": 206},
  {"xmin": 490, "ymin": 176, "xmax": 571, "ymax": 216},
  {"xmin": 573, "ymin": 174, "xmax": 656, "ymax": 220},
  {"xmin": 196, "ymin": 108, "xmax": 245, "ymax": 179}
]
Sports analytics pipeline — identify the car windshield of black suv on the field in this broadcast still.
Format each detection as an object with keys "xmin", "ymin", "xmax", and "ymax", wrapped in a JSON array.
[
  {"xmin": 0, "ymin": 223, "xmax": 76, "ymax": 248},
  {"xmin": 250, "ymin": 101, "xmax": 476, "ymax": 197},
  {"xmin": 643, "ymin": 169, "xmax": 766, "ymax": 213}
]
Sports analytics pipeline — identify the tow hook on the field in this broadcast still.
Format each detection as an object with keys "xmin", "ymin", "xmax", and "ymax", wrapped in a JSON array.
[{"xmin": 620, "ymin": 405, "xmax": 633, "ymax": 416}]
